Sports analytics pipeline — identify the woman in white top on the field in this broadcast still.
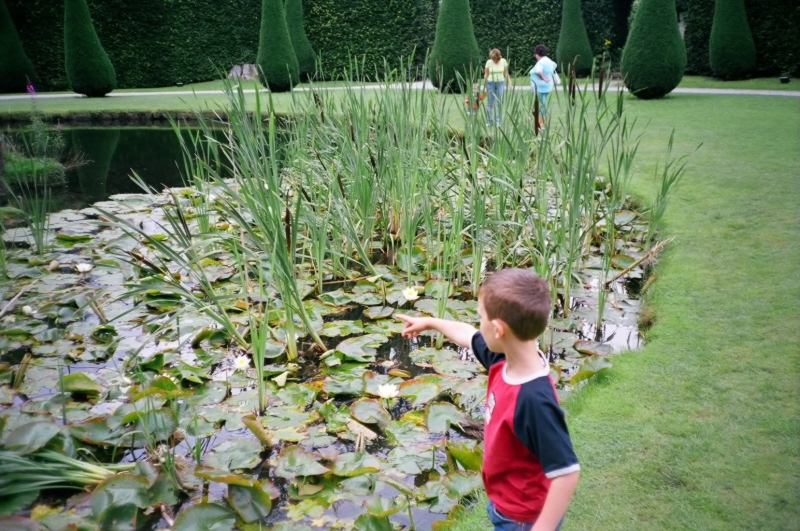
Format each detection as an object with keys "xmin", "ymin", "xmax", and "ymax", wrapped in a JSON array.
[{"xmin": 484, "ymin": 49, "xmax": 511, "ymax": 126}]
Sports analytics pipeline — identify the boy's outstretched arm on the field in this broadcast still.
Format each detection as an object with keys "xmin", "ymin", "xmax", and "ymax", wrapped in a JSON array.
[
  {"xmin": 533, "ymin": 471, "xmax": 580, "ymax": 531},
  {"xmin": 395, "ymin": 314, "xmax": 476, "ymax": 349}
]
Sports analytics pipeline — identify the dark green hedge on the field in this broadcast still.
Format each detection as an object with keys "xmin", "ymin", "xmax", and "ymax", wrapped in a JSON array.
[
  {"xmin": 678, "ymin": 0, "xmax": 799, "ymax": 76},
  {"xmin": 470, "ymin": 0, "xmax": 614, "ymax": 75},
  {"xmin": 0, "ymin": 0, "xmax": 37, "ymax": 93}
]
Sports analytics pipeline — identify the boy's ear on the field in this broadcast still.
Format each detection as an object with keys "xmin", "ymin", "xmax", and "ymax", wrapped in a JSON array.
[{"xmin": 491, "ymin": 318, "xmax": 509, "ymax": 339}]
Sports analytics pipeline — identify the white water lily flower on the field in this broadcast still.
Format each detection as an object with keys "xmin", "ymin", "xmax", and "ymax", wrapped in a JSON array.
[
  {"xmin": 233, "ymin": 355, "xmax": 250, "ymax": 371},
  {"xmin": 378, "ymin": 383, "xmax": 399, "ymax": 399},
  {"xmin": 402, "ymin": 286, "xmax": 419, "ymax": 301},
  {"xmin": 22, "ymin": 306, "xmax": 34, "ymax": 315},
  {"xmin": 75, "ymin": 263, "xmax": 93, "ymax": 273}
]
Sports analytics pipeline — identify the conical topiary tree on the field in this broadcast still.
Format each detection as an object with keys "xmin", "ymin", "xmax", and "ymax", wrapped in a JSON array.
[
  {"xmin": 709, "ymin": 0, "xmax": 755, "ymax": 80},
  {"xmin": 73, "ymin": 129, "xmax": 119, "ymax": 203},
  {"xmin": 0, "ymin": 0, "xmax": 37, "ymax": 94},
  {"xmin": 64, "ymin": 0, "xmax": 116, "ymax": 97},
  {"xmin": 621, "ymin": 0, "xmax": 686, "ymax": 99},
  {"xmin": 257, "ymin": 0, "xmax": 300, "ymax": 92},
  {"xmin": 285, "ymin": 0, "xmax": 316, "ymax": 81},
  {"xmin": 557, "ymin": 0, "xmax": 595, "ymax": 76},
  {"xmin": 428, "ymin": 0, "xmax": 482, "ymax": 93}
]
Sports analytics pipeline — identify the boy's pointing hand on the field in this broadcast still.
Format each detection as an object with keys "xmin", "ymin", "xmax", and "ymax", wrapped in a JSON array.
[{"xmin": 395, "ymin": 314, "xmax": 428, "ymax": 339}]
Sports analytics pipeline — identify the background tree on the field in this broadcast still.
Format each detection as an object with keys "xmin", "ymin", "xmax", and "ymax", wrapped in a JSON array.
[
  {"xmin": 621, "ymin": 0, "xmax": 686, "ymax": 99},
  {"xmin": 708, "ymin": 0, "xmax": 755, "ymax": 79},
  {"xmin": 0, "ymin": 0, "xmax": 37, "ymax": 94},
  {"xmin": 257, "ymin": 0, "xmax": 300, "ymax": 92},
  {"xmin": 73, "ymin": 129, "xmax": 119, "ymax": 203},
  {"xmin": 557, "ymin": 0, "xmax": 595, "ymax": 75},
  {"xmin": 64, "ymin": 0, "xmax": 116, "ymax": 97},
  {"xmin": 285, "ymin": 0, "xmax": 317, "ymax": 81},
  {"xmin": 428, "ymin": 0, "xmax": 481, "ymax": 93}
]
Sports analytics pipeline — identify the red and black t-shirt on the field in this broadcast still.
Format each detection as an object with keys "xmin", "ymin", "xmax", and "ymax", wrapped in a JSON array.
[{"xmin": 472, "ymin": 332, "xmax": 580, "ymax": 523}]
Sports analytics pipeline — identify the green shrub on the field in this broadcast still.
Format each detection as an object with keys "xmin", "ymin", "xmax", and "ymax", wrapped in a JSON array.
[
  {"xmin": 429, "ymin": 0, "xmax": 482, "ymax": 92},
  {"xmin": 678, "ymin": 0, "xmax": 798, "ymax": 77},
  {"xmin": 621, "ymin": 0, "xmax": 686, "ymax": 99},
  {"xmin": 256, "ymin": 0, "xmax": 299, "ymax": 92},
  {"xmin": 708, "ymin": 0, "xmax": 756, "ymax": 79},
  {"xmin": 0, "ymin": 0, "xmax": 37, "ymax": 93},
  {"xmin": 3, "ymin": 152, "xmax": 65, "ymax": 187},
  {"xmin": 72, "ymin": 129, "xmax": 119, "ymax": 203},
  {"xmin": 64, "ymin": 0, "xmax": 116, "ymax": 97},
  {"xmin": 285, "ymin": 0, "xmax": 317, "ymax": 81},
  {"xmin": 557, "ymin": 0, "xmax": 595, "ymax": 75}
]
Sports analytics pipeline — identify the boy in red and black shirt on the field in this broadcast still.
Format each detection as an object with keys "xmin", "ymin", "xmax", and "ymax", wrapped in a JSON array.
[{"xmin": 397, "ymin": 269, "xmax": 579, "ymax": 531}]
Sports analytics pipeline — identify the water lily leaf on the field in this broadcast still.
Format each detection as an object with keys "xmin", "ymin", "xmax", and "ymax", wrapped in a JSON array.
[
  {"xmin": 204, "ymin": 439, "xmax": 263, "ymax": 471},
  {"xmin": 611, "ymin": 254, "xmax": 637, "ymax": 270},
  {"xmin": 410, "ymin": 347, "xmax": 457, "ymax": 367},
  {"xmin": 61, "ymin": 372, "xmax": 102, "ymax": 396},
  {"xmin": 227, "ymin": 483, "xmax": 272, "ymax": 523},
  {"xmin": 432, "ymin": 360, "xmax": 481, "ymax": 379},
  {"xmin": 363, "ymin": 319, "xmax": 405, "ymax": 335},
  {"xmin": 96, "ymin": 503, "xmax": 138, "ymax": 531},
  {"xmin": 89, "ymin": 325, "xmax": 117, "ymax": 345},
  {"xmin": 263, "ymin": 405, "xmax": 319, "ymax": 430},
  {"xmin": 614, "ymin": 210, "xmax": 637, "ymax": 226},
  {"xmin": 446, "ymin": 443, "xmax": 483, "ymax": 472},
  {"xmin": 91, "ymin": 474, "xmax": 150, "ymax": 520},
  {"xmin": 143, "ymin": 290, "xmax": 182, "ymax": 312},
  {"xmin": 570, "ymin": 357, "xmax": 613, "ymax": 384},
  {"xmin": 573, "ymin": 340, "xmax": 612, "ymax": 357},
  {"xmin": 319, "ymin": 289, "xmax": 351, "ymax": 307},
  {"xmin": 3, "ymin": 421, "xmax": 61, "ymax": 455},
  {"xmin": 398, "ymin": 379, "xmax": 441, "ymax": 407},
  {"xmin": 274, "ymin": 445, "xmax": 329, "ymax": 478},
  {"xmin": 363, "ymin": 306, "xmax": 394, "ymax": 320},
  {"xmin": 386, "ymin": 445, "xmax": 438, "ymax": 475},
  {"xmin": 353, "ymin": 513, "xmax": 393, "ymax": 531},
  {"xmin": 173, "ymin": 503, "xmax": 236, "ymax": 531},
  {"xmin": 443, "ymin": 470, "xmax": 483, "ymax": 497},
  {"xmin": 173, "ymin": 362, "xmax": 210, "ymax": 384},
  {"xmin": 130, "ymin": 376, "xmax": 187, "ymax": 401},
  {"xmin": 323, "ymin": 370, "xmax": 366, "ymax": 396},
  {"xmin": 418, "ymin": 480, "xmax": 457, "ymax": 514},
  {"xmin": 388, "ymin": 368, "xmax": 411, "ymax": 379},
  {"xmin": 271, "ymin": 426, "xmax": 308, "ymax": 443},
  {"xmin": 362, "ymin": 371, "xmax": 403, "ymax": 398},
  {"xmin": 454, "ymin": 376, "xmax": 487, "ymax": 410},
  {"xmin": 321, "ymin": 320, "xmax": 364, "ymax": 338},
  {"xmin": 194, "ymin": 466, "xmax": 254, "ymax": 486},
  {"xmin": 317, "ymin": 402, "xmax": 351, "ymax": 433},
  {"xmin": 385, "ymin": 420, "xmax": 430, "ymax": 446},
  {"xmin": 424, "ymin": 280, "xmax": 454, "ymax": 298},
  {"xmin": 276, "ymin": 383, "xmax": 318, "ymax": 408},
  {"xmin": 330, "ymin": 452, "xmax": 382, "ymax": 477},
  {"xmin": 70, "ymin": 417, "xmax": 124, "ymax": 446},
  {"xmin": 242, "ymin": 415, "xmax": 273, "ymax": 447},
  {"xmin": 364, "ymin": 495, "xmax": 405, "ymax": 518},
  {"xmin": 396, "ymin": 246, "xmax": 425, "ymax": 273},
  {"xmin": 345, "ymin": 419, "xmax": 378, "ymax": 442},
  {"xmin": 425, "ymin": 402, "xmax": 469, "ymax": 433},
  {"xmin": 350, "ymin": 399, "xmax": 391, "ymax": 426},
  {"xmin": 0, "ymin": 499, "xmax": 40, "ymax": 522},
  {"xmin": 335, "ymin": 333, "xmax": 389, "ymax": 360}
]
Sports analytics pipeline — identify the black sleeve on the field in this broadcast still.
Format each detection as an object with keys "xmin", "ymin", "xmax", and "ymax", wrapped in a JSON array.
[
  {"xmin": 513, "ymin": 381, "xmax": 580, "ymax": 478},
  {"xmin": 470, "ymin": 331, "xmax": 505, "ymax": 370}
]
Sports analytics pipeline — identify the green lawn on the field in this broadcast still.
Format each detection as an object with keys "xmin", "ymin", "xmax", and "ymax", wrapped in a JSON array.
[
  {"xmin": 677, "ymin": 75, "xmax": 797, "ymax": 91},
  {"xmin": 448, "ymin": 95, "xmax": 800, "ymax": 530}
]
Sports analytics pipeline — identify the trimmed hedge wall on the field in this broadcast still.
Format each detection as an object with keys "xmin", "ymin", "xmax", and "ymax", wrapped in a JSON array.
[
  {"xmin": 470, "ymin": 0, "xmax": 614, "ymax": 75},
  {"xmin": 7, "ymin": 0, "xmax": 796, "ymax": 91},
  {"xmin": 678, "ymin": 0, "xmax": 799, "ymax": 76}
]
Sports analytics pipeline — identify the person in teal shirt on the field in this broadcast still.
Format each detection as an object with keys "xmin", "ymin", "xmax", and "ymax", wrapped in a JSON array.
[{"xmin": 530, "ymin": 44, "xmax": 557, "ymax": 129}]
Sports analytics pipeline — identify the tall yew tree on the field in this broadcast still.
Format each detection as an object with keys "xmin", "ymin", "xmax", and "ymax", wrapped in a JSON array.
[
  {"xmin": 557, "ymin": 0, "xmax": 595, "ymax": 76},
  {"xmin": 285, "ymin": 0, "xmax": 316, "ymax": 81},
  {"xmin": 428, "ymin": 0, "xmax": 482, "ymax": 93},
  {"xmin": 257, "ymin": 0, "xmax": 300, "ymax": 92},
  {"xmin": 621, "ymin": 0, "xmax": 686, "ymax": 99},
  {"xmin": 64, "ymin": 0, "xmax": 116, "ymax": 97},
  {"xmin": 709, "ymin": 0, "xmax": 755, "ymax": 79},
  {"xmin": 0, "ymin": 0, "xmax": 37, "ymax": 93}
]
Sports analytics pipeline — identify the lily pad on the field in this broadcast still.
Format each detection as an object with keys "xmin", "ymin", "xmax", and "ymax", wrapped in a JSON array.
[
  {"xmin": 61, "ymin": 372, "xmax": 102, "ymax": 396},
  {"xmin": 425, "ymin": 402, "xmax": 469, "ymax": 433},
  {"xmin": 274, "ymin": 445, "xmax": 329, "ymax": 478},
  {"xmin": 173, "ymin": 503, "xmax": 236, "ymax": 531},
  {"xmin": 91, "ymin": 474, "xmax": 150, "ymax": 520},
  {"xmin": 611, "ymin": 254, "xmax": 637, "ymax": 270},
  {"xmin": 228, "ymin": 483, "xmax": 272, "ymax": 523},
  {"xmin": 573, "ymin": 340, "xmax": 612, "ymax": 356},
  {"xmin": 320, "ymin": 320, "xmax": 364, "ymax": 338},
  {"xmin": 363, "ymin": 306, "xmax": 394, "ymax": 320},
  {"xmin": 398, "ymin": 379, "xmax": 441, "ymax": 407},
  {"xmin": 350, "ymin": 399, "xmax": 391, "ymax": 426},
  {"xmin": 570, "ymin": 357, "xmax": 613, "ymax": 384},
  {"xmin": 330, "ymin": 452, "xmax": 382, "ymax": 477},
  {"xmin": 204, "ymin": 439, "xmax": 263, "ymax": 471},
  {"xmin": 3, "ymin": 421, "xmax": 60, "ymax": 454}
]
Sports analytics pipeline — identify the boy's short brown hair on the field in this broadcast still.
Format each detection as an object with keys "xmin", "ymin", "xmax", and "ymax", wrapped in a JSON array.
[{"xmin": 479, "ymin": 268, "xmax": 551, "ymax": 340}]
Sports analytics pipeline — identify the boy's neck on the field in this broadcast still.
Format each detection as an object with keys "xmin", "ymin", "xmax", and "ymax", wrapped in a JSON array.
[{"xmin": 502, "ymin": 338, "xmax": 546, "ymax": 378}]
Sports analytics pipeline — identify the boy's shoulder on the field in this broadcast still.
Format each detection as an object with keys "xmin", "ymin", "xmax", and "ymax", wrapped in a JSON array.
[{"xmin": 470, "ymin": 331, "xmax": 505, "ymax": 370}]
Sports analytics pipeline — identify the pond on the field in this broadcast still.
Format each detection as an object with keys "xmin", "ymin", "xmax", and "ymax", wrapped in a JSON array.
[{"xmin": 0, "ymin": 83, "xmax": 668, "ymax": 530}]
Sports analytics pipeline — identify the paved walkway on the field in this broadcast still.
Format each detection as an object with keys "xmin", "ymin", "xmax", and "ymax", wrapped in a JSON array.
[{"xmin": 0, "ymin": 82, "xmax": 798, "ymax": 100}]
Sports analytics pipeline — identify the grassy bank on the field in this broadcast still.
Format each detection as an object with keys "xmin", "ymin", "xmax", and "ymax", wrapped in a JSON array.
[{"xmin": 449, "ymin": 95, "xmax": 800, "ymax": 530}]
